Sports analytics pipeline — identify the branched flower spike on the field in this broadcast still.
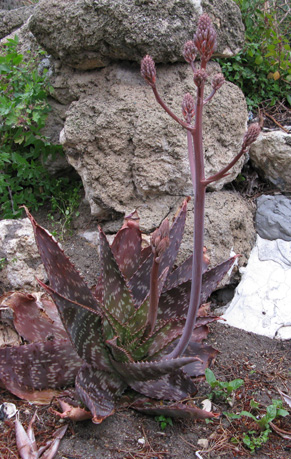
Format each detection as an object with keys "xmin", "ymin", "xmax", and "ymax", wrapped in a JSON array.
[
  {"xmin": 193, "ymin": 13, "xmax": 217, "ymax": 66},
  {"xmin": 141, "ymin": 14, "xmax": 260, "ymax": 361}
]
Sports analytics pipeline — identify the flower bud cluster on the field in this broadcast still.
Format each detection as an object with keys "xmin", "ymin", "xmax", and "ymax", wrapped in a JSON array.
[
  {"xmin": 211, "ymin": 73, "xmax": 225, "ymax": 91},
  {"xmin": 193, "ymin": 68, "xmax": 208, "ymax": 87},
  {"xmin": 183, "ymin": 40, "xmax": 196, "ymax": 64},
  {"xmin": 193, "ymin": 13, "xmax": 217, "ymax": 62},
  {"xmin": 151, "ymin": 218, "xmax": 170, "ymax": 262},
  {"xmin": 242, "ymin": 123, "xmax": 261, "ymax": 149},
  {"xmin": 141, "ymin": 55, "xmax": 156, "ymax": 86},
  {"xmin": 182, "ymin": 93, "xmax": 195, "ymax": 121}
]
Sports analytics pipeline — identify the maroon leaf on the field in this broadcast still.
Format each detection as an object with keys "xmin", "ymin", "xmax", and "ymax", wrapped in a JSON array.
[
  {"xmin": 110, "ymin": 224, "xmax": 142, "ymax": 279},
  {"xmin": 132, "ymin": 318, "xmax": 185, "ymax": 360},
  {"xmin": 38, "ymin": 281, "xmax": 112, "ymax": 372},
  {"xmin": 0, "ymin": 339, "xmax": 82, "ymax": 402},
  {"xmin": 106, "ymin": 336, "xmax": 134, "ymax": 363},
  {"xmin": 201, "ymin": 255, "xmax": 239, "ymax": 303},
  {"xmin": 129, "ymin": 198, "xmax": 189, "ymax": 307},
  {"xmin": 99, "ymin": 229, "xmax": 136, "ymax": 323},
  {"xmin": 3, "ymin": 292, "xmax": 67, "ymax": 342},
  {"xmin": 129, "ymin": 369, "xmax": 197, "ymax": 401},
  {"xmin": 131, "ymin": 397, "xmax": 218, "ymax": 419},
  {"xmin": 111, "ymin": 356, "xmax": 199, "ymax": 382},
  {"xmin": 182, "ymin": 342, "xmax": 218, "ymax": 377},
  {"xmin": 163, "ymin": 252, "xmax": 209, "ymax": 291},
  {"xmin": 75, "ymin": 363, "xmax": 126, "ymax": 424},
  {"xmin": 158, "ymin": 256, "xmax": 238, "ymax": 321},
  {"xmin": 25, "ymin": 208, "xmax": 101, "ymax": 312}
]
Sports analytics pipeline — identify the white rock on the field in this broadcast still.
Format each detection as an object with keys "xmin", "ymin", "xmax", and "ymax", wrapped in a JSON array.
[
  {"xmin": 222, "ymin": 235, "xmax": 291, "ymax": 339},
  {"xmin": 197, "ymin": 438, "xmax": 209, "ymax": 449}
]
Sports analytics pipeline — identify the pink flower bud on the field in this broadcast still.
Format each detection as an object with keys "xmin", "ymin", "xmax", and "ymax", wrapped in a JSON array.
[
  {"xmin": 193, "ymin": 14, "xmax": 217, "ymax": 62},
  {"xmin": 183, "ymin": 40, "xmax": 196, "ymax": 64},
  {"xmin": 141, "ymin": 55, "xmax": 156, "ymax": 86},
  {"xmin": 193, "ymin": 68, "xmax": 208, "ymax": 87},
  {"xmin": 242, "ymin": 123, "xmax": 261, "ymax": 148},
  {"xmin": 212, "ymin": 73, "xmax": 225, "ymax": 90},
  {"xmin": 182, "ymin": 93, "xmax": 195, "ymax": 121}
]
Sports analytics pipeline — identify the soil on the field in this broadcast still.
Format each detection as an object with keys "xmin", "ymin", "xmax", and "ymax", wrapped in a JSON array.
[{"xmin": 1, "ymin": 185, "xmax": 291, "ymax": 459}]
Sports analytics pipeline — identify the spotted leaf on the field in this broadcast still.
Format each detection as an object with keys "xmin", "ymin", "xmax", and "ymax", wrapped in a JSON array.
[
  {"xmin": 75, "ymin": 364, "xmax": 126, "ymax": 424},
  {"xmin": 111, "ymin": 223, "xmax": 142, "ymax": 279},
  {"xmin": 0, "ymin": 339, "xmax": 82, "ymax": 403},
  {"xmin": 129, "ymin": 369, "xmax": 197, "ymax": 401},
  {"xmin": 131, "ymin": 397, "xmax": 218, "ymax": 419},
  {"xmin": 38, "ymin": 281, "xmax": 112, "ymax": 372},
  {"xmin": 129, "ymin": 198, "xmax": 189, "ymax": 307},
  {"xmin": 25, "ymin": 207, "xmax": 101, "ymax": 312},
  {"xmin": 111, "ymin": 356, "xmax": 199, "ymax": 382},
  {"xmin": 99, "ymin": 229, "xmax": 136, "ymax": 323}
]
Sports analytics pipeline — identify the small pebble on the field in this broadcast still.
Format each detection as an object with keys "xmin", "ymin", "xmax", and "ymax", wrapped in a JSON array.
[{"xmin": 197, "ymin": 438, "xmax": 209, "ymax": 449}]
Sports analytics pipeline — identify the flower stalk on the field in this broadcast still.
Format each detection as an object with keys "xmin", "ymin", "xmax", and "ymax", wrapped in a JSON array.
[{"xmin": 141, "ymin": 14, "xmax": 261, "ymax": 359}]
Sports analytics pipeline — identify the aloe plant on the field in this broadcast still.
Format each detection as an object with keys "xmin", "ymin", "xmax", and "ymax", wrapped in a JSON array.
[
  {"xmin": 0, "ymin": 14, "xmax": 260, "ymax": 424},
  {"xmin": 23, "ymin": 198, "xmax": 237, "ymax": 422}
]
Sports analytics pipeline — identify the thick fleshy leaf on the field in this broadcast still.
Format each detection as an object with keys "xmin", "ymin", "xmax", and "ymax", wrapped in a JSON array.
[
  {"xmin": 158, "ymin": 255, "xmax": 238, "ymax": 321},
  {"xmin": 99, "ymin": 229, "xmax": 136, "ymax": 323},
  {"xmin": 163, "ymin": 251, "xmax": 209, "ymax": 291},
  {"xmin": 125, "ymin": 267, "xmax": 168, "ymax": 342},
  {"xmin": 25, "ymin": 208, "xmax": 101, "ymax": 312},
  {"xmin": 2, "ymin": 292, "xmax": 67, "ymax": 342},
  {"xmin": 200, "ymin": 255, "xmax": 239, "ymax": 303},
  {"xmin": 131, "ymin": 397, "xmax": 219, "ymax": 419},
  {"xmin": 131, "ymin": 319, "xmax": 185, "ymax": 360},
  {"xmin": 38, "ymin": 281, "xmax": 112, "ymax": 372},
  {"xmin": 124, "ymin": 297, "xmax": 149, "ymax": 340},
  {"xmin": 111, "ymin": 224, "xmax": 142, "ymax": 279},
  {"xmin": 111, "ymin": 356, "xmax": 199, "ymax": 382},
  {"xmin": 182, "ymin": 342, "xmax": 218, "ymax": 377},
  {"xmin": 75, "ymin": 363, "xmax": 126, "ymax": 424},
  {"xmin": 106, "ymin": 336, "xmax": 134, "ymax": 363},
  {"xmin": 0, "ymin": 339, "xmax": 82, "ymax": 402},
  {"xmin": 129, "ymin": 369, "xmax": 197, "ymax": 401},
  {"xmin": 129, "ymin": 198, "xmax": 189, "ymax": 307}
]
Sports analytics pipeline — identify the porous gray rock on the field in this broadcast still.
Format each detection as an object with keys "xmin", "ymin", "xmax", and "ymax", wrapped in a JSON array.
[
  {"xmin": 256, "ymin": 194, "xmax": 291, "ymax": 241},
  {"xmin": 249, "ymin": 131, "xmax": 291, "ymax": 192},
  {"xmin": 0, "ymin": 218, "xmax": 46, "ymax": 293},
  {"xmin": 60, "ymin": 62, "xmax": 248, "ymax": 219},
  {"xmin": 28, "ymin": 0, "xmax": 244, "ymax": 70},
  {"xmin": 0, "ymin": 5, "xmax": 34, "ymax": 39},
  {"xmin": 178, "ymin": 190, "xmax": 256, "ymax": 270}
]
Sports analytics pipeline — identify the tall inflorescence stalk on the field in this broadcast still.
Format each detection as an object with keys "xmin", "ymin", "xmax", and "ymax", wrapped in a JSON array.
[{"xmin": 141, "ymin": 14, "xmax": 261, "ymax": 359}]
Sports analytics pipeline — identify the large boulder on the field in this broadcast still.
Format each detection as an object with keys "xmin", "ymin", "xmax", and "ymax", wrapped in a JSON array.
[
  {"xmin": 0, "ymin": 5, "xmax": 34, "ymax": 39},
  {"xmin": 250, "ymin": 131, "xmax": 291, "ymax": 192},
  {"xmin": 28, "ymin": 0, "xmax": 244, "ymax": 70},
  {"xmin": 60, "ymin": 62, "xmax": 248, "ymax": 219},
  {"xmin": 180, "ymin": 191, "xmax": 256, "ymax": 270}
]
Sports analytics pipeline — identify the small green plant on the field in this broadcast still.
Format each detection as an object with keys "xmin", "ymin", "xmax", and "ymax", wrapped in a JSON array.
[
  {"xmin": 0, "ymin": 258, "xmax": 7, "ymax": 270},
  {"xmin": 155, "ymin": 415, "xmax": 173, "ymax": 430},
  {"xmin": 218, "ymin": 0, "xmax": 291, "ymax": 109},
  {"xmin": 48, "ymin": 178, "xmax": 82, "ymax": 240},
  {"xmin": 226, "ymin": 399, "xmax": 289, "ymax": 453},
  {"xmin": 205, "ymin": 368, "xmax": 244, "ymax": 402},
  {"xmin": 0, "ymin": 35, "xmax": 63, "ymax": 218}
]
